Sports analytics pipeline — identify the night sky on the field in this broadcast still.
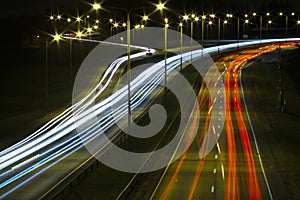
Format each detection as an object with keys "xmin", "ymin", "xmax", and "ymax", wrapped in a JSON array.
[
  {"xmin": 0, "ymin": 0, "xmax": 299, "ymax": 48},
  {"xmin": 1, "ymin": 0, "xmax": 299, "ymax": 18}
]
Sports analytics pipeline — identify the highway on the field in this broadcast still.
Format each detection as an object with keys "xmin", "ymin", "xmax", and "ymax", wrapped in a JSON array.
[
  {"xmin": 150, "ymin": 42, "xmax": 298, "ymax": 200},
  {"xmin": 0, "ymin": 37, "xmax": 299, "ymax": 199}
]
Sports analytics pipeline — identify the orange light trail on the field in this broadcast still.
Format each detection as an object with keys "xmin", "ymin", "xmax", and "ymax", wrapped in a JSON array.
[
  {"xmin": 160, "ymin": 102, "xmax": 201, "ymax": 200},
  {"xmin": 159, "ymin": 42, "xmax": 298, "ymax": 200}
]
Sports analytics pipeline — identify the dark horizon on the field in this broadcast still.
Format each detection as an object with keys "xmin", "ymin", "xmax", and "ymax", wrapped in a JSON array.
[
  {"xmin": 1, "ymin": 0, "xmax": 299, "ymax": 18},
  {"xmin": 1, "ymin": 0, "xmax": 300, "ymax": 48}
]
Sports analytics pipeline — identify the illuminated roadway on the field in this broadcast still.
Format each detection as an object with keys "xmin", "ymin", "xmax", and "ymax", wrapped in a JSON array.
[
  {"xmin": 149, "ymin": 42, "xmax": 298, "ymax": 200},
  {"xmin": 0, "ymin": 37, "xmax": 299, "ymax": 199}
]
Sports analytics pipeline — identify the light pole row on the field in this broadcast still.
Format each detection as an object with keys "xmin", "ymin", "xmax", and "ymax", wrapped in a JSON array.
[{"xmin": 49, "ymin": 10, "xmax": 300, "ymax": 42}]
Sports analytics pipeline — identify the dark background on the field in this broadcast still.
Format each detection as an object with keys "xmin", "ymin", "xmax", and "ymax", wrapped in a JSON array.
[
  {"xmin": 0, "ymin": 0, "xmax": 299, "ymax": 48},
  {"xmin": 0, "ymin": 0, "xmax": 299, "ymax": 147}
]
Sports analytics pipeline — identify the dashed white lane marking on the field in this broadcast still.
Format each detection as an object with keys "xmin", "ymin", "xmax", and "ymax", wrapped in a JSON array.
[
  {"xmin": 211, "ymin": 186, "xmax": 215, "ymax": 193},
  {"xmin": 221, "ymin": 164, "xmax": 225, "ymax": 180}
]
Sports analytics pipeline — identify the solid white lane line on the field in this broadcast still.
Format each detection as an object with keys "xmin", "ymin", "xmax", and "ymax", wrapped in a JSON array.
[{"xmin": 239, "ymin": 70, "xmax": 273, "ymax": 200}]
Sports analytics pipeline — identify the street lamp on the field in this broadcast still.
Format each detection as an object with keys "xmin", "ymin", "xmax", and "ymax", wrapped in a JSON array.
[
  {"xmin": 108, "ymin": 19, "xmax": 114, "ymax": 35},
  {"xmin": 92, "ymin": 3, "xmax": 101, "ymax": 21},
  {"xmin": 278, "ymin": 12, "xmax": 288, "ymax": 36},
  {"xmin": 53, "ymin": 34, "xmax": 61, "ymax": 41},
  {"xmin": 267, "ymin": 20, "xmax": 272, "ymax": 38},
  {"xmin": 297, "ymin": 20, "xmax": 300, "ymax": 36},
  {"xmin": 223, "ymin": 20, "xmax": 228, "ymax": 39},
  {"xmin": 45, "ymin": 38, "xmax": 49, "ymax": 107},
  {"xmin": 76, "ymin": 16, "xmax": 82, "ymax": 22},
  {"xmin": 93, "ymin": 25, "xmax": 99, "ymax": 30},
  {"xmin": 142, "ymin": 15, "xmax": 149, "ymax": 21},
  {"xmin": 101, "ymin": 4, "xmax": 164, "ymax": 149},
  {"xmin": 179, "ymin": 22, "xmax": 183, "ymax": 71},
  {"xmin": 182, "ymin": 13, "xmax": 199, "ymax": 60},
  {"xmin": 86, "ymin": 27, "xmax": 93, "ymax": 33},
  {"xmin": 156, "ymin": 3, "xmax": 165, "ymax": 10},
  {"xmin": 286, "ymin": 15, "xmax": 288, "ymax": 36},
  {"xmin": 190, "ymin": 14, "xmax": 194, "ymax": 59},
  {"xmin": 237, "ymin": 17, "xmax": 240, "ymax": 42},
  {"xmin": 113, "ymin": 22, "xmax": 119, "ymax": 28},
  {"xmin": 206, "ymin": 20, "xmax": 213, "ymax": 41},
  {"xmin": 285, "ymin": 13, "xmax": 295, "ymax": 37},
  {"xmin": 258, "ymin": 15, "xmax": 262, "ymax": 39},
  {"xmin": 183, "ymin": 14, "xmax": 189, "ymax": 21},
  {"xmin": 277, "ymin": 12, "xmax": 289, "ymax": 37},
  {"xmin": 216, "ymin": 16, "xmax": 220, "ymax": 53},
  {"xmin": 243, "ymin": 19, "xmax": 249, "ymax": 37},
  {"xmin": 201, "ymin": 15, "xmax": 206, "ymax": 46},
  {"xmin": 45, "ymin": 33, "xmax": 62, "ymax": 107},
  {"xmin": 92, "ymin": 3, "xmax": 101, "ymax": 10},
  {"xmin": 163, "ymin": 16, "xmax": 168, "ymax": 100},
  {"xmin": 76, "ymin": 31, "xmax": 83, "ymax": 38}
]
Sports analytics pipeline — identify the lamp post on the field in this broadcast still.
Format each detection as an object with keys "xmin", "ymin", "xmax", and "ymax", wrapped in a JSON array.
[
  {"xmin": 190, "ymin": 17, "xmax": 193, "ymax": 61},
  {"xmin": 223, "ymin": 20, "xmax": 228, "ymax": 40},
  {"xmin": 267, "ymin": 20, "xmax": 272, "ymax": 38},
  {"xmin": 243, "ymin": 19, "xmax": 248, "ymax": 37},
  {"xmin": 69, "ymin": 39, "xmax": 72, "ymax": 85},
  {"xmin": 179, "ymin": 22, "xmax": 183, "ymax": 71},
  {"xmin": 201, "ymin": 15, "xmax": 206, "ymax": 47},
  {"xmin": 207, "ymin": 20, "xmax": 213, "ymax": 40},
  {"xmin": 251, "ymin": 12, "xmax": 261, "ymax": 39},
  {"xmin": 182, "ymin": 14, "xmax": 196, "ymax": 60},
  {"xmin": 285, "ymin": 15, "xmax": 288, "ymax": 37},
  {"xmin": 259, "ymin": 16, "xmax": 262, "ymax": 39},
  {"xmin": 164, "ymin": 17, "xmax": 168, "ymax": 101},
  {"xmin": 190, "ymin": 13, "xmax": 194, "ymax": 43},
  {"xmin": 218, "ymin": 17, "xmax": 220, "ymax": 53},
  {"xmin": 278, "ymin": 12, "xmax": 289, "ymax": 37},
  {"xmin": 190, "ymin": 14, "xmax": 199, "ymax": 61},
  {"xmin": 45, "ymin": 34, "xmax": 61, "ymax": 108},
  {"xmin": 297, "ymin": 20, "xmax": 300, "ymax": 36},
  {"xmin": 45, "ymin": 38, "xmax": 48, "ymax": 108},
  {"xmin": 99, "ymin": 3, "xmax": 164, "ymax": 149},
  {"xmin": 237, "ymin": 17, "xmax": 240, "ymax": 48},
  {"xmin": 208, "ymin": 13, "xmax": 215, "ymax": 40}
]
